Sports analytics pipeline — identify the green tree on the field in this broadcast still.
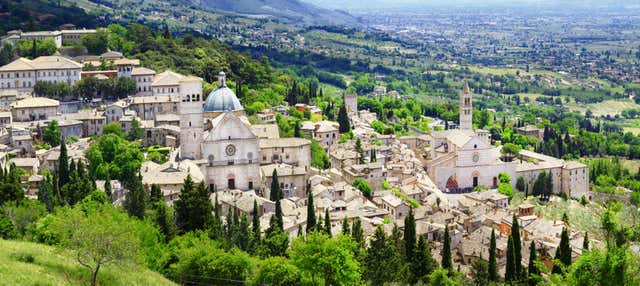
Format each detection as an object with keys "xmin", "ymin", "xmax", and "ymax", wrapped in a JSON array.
[
  {"xmin": 126, "ymin": 118, "xmax": 144, "ymax": 141},
  {"xmin": 337, "ymin": 104, "xmax": 351, "ymax": 133},
  {"xmin": 441, "ymin": 224, "xmax": 453, "ymax": 271},
  {"xmin": 341, "ymin": 216, "xmax": 350, "ymax": 235},
  {"xmin": 583, "ymin": 232, "xmax": 589, "ymax": 251},
  {"xmin": 153, "ymin": 200, "xmax": 175, "ymax": 242},
  {"xmin": 174, "ymin": 176, "xmax": 213, "ymax": 233},
  {"xmin": 365, "ymin": 226, "xmax": 397, "ymax": 285},
  {"xmin": 412, "ymin": 236, "xmax": 436, "ymax": 283},
  {"xmin": 103, "ymin": 176, "xmax": 112, "ymax": 200},
  {"xmin": 103, "ymin": 122, "xmax": 124, "ymax": 137},
  {"xmin": 251, "ymin": 199, "xmax": 261, "ymax": 252},
  {"xmin": 255, "ymin": 257, "xmax": 305, "ymax": 286},
  {"xmin": 528, "ymin": 241, "xmax": 540, "ymax": 286},
  {"xmin": 80, "ymin": 29, "xmax": 109, "ymax": 55},
  {"xmin": 149, "ymin": 184, "xmax": 162, "ymax": 203},
  {"xmin": 306, "ymin": 191, "xmax": 316, "ymax": 233},
  {"xmin": 505, "ymin": 235, "xmax": 517, "ymax": 282},
  {"xmin": 124, "ymin": 174, "xmax": 146, "ymax": 219},
  {"xmin": 351, "ymin": 218, "xmax": 364, "ymax": 249},
  {"xmin": 0, "ymin": 43, "xmax": 14, "ymax": 66},
  {"xmin": 352, "ymin": 178, "xmax": 372, "ymax": 197},
  {"xmin": 404, "ymin": 207, "xmax": 416, "ymax": 262},
  {"xmin": 489, "ymin": 229, "xmax": 498, "ymax": 282},
  {"xmin": 516, "ymin": 176, "xmax": 526, "ymax": 192},
  {"xmin": 310, "ymin": 140, "xmax": 330, "ymax": 169},
  {"xmin": 512, "ymin": 214, "xmax": 523, "ymax": 277},
  {"xmin": 38, "ymin": 174, "xmax": 58, "ymax": 212},
  {"xmin": 324, "ymin": 208, "xmax": 332, "ymax": 236},
  {"xmin": 55, "ymin": 205, "xmax": 139, "ymax": 286},
  {"xmin": 58, "ymin": 139, "xmax": 70, "ymax": 188},
  {"xmin": 290, "ymin": 232, "xmax": 361, "ymax": 285},
  {"xmin": 553, "ymin": 227, "xmax": 572, "ymax": 274},
  {"xmin": 42, "ymin": 120, "xmax": 62, "ymax": 147},
  {"xmin": 270, "ymin": 169, "xmax": 281, "ymax": 201},
  {"xmin": 355, "ymin": 138, "xmax": 365, "ymax": 164},
  {"xmin": 471, "ymin": 257, "xmax": 490, "ymax": 286},
  {"xmin": 274, "ymin": 197, "xmax": 283, "ymax": 232}
]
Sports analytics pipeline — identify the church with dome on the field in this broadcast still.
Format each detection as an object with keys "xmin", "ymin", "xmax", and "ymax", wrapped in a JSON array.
[{"xmin": 179, "ymin": 71, "xmax": 261, "ymax": 192}]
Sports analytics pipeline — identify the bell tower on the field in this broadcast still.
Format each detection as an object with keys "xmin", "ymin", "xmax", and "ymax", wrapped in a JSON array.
[
  {"xmin": 459, "ymin": 82, "xmax": 473, "ymax": 130},
  {"xmin": 179, "ymin": 77, "xmax": 204, "ymax": 160}
]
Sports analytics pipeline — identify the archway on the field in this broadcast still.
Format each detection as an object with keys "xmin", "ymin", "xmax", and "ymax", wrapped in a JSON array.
[{"xmin": 446, "ymin": 175, "xmax": 458, "ymax": 191}]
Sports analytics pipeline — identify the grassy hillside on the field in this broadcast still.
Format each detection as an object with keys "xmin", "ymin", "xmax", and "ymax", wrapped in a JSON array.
[{"xmin": 0, "ymin": 239, "xmax": 176, "ymax": 286}]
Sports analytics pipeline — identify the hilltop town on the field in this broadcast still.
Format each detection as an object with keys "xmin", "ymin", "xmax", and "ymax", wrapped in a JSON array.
[{"xmin": 0, "ymin": 25, "xmax": 601, "ymax": 279}]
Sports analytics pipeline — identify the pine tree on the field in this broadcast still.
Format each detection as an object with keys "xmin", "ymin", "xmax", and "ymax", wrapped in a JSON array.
[
  {"xmin": 251, "ymin": 199, "xmax": 261, "ymax": 252},
  {"xmin": 355, "ymin": 138, "xmax": 365, "ymax": 164},
  {"xmin": 404, "ymin": 207, "xmax": 416, "ymax": 262},
  {"xmin": 306, "ymin": 191, "xmax": 316, "ymax": 233},
  {"xmin": 528, "ymin": 241, "xmax": 539, "ymax": 286},
  {"xmin": 505, "ymin": 235, "xmax": 516, "ymax": 282},
  {"xmin": 412, "ymin": 236, "xmax": 436, "ymax": 284},
  {"xmin": 553, "ymin": 227, "xmax": 572, "ymax": 274},
  {"xmin": 583, "ymin": 232, "xmax": 589, "ymax": 251},
  {"xmin": 270, "ymin": 169, "xmax": 281, "ymax": 201},
  {"xmin": 441, "ymin": 224, "xmax": 452, "ymax": 271},
  {"xmin": 150, "ymin": 184, "xmax": 162, "ymax": 203},
  {"xmin": 58, "ymin": 139, "xmax": 69, "ymax": 187},
  {"xmin": 365, "ymin": 226, "xmax": 397, "ymax": 285},
  {"xmin": 512, "ymin": 214, "xmax": 523, "ymax": 277},
  {"xmin": 175, "ymin": 176, "xmax": 214, "ymax": 233},
  {"xmin": 274, "ymin": 197, "xmax": 283, "ymax": 231},
  {"xmin": 237, "ymin": 213, "xmax": 250, "ymax": 251},
  {"xmin": 38, "ymin": 174, "xmax": 57, "ymax": 212},
  {"xmin": 154, "ymin": 200, "xmax": 175, "ymax": 242},
  {"xmin": 341, "ymin": 216, "xmax": 350, "ymax": 235},
  {"xmin": 488, "ymin": 229, "xmax": 498, "ymax": 282},
  {"xmin": 124, "ymin": 174, "xmax": 146, "ymax": 219},
  {"xmin": 324, "ymin": 208, "xmax": 331, "ymax": 236},
  {"xmin": 351, "ymin": 218, "xmax": 364, "ymax": 249},
  {"xmin": 337, "ymin": 104, "xmax": 350, "ymax": 133}
]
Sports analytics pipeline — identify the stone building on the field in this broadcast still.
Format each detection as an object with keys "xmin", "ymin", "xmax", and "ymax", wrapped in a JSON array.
[
  {"xmin": 0, "ymin": 56, "xmax": 82, "ymax": 95},
  {"xmin": 301, "ymin": 120, "xmax": 339, "ymax": 150},
  {"xmin": 258, "ymin": 138, "xmax": 311, "ymax": 169},
  {"xmin": 260, "ymin": 163, "xmax": 307, "ymax": 199},
  {"xmin": 11, "ymin": 97, "xmax": 59, "ymax": 122}
]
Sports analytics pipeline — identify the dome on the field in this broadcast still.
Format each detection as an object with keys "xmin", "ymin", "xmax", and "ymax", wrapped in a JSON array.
[{"xmin": 203, "ymin": 71, "xmax": 244, "ymax": 113}]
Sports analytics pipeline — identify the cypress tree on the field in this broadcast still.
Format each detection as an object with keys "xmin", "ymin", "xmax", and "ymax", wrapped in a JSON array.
[
  {"xmin": 294, "ymin": 120, "xmax": 301, "ymax": 138},
  {"xmin": 174, "ymin": 177, "xmax": 213, "ymax": 233},
  {"xmin": 441, "ymin": 224, "xmax": 452, "ymax": 271},
  {"xmin": 412, "ymin": 235, "xmax": 435, "ymax": 284},
  {"xmin": 341, "ymin": 216, "xmax": 350, "ymax": 235},
  {"xmin": 38, "ymin": 174, "xmax": 56, "ymax": 212},
  {"xmin": 355, "ymin": 138, "xmax": 364, "ymax": 164},
  {"xmin": 583, "ymin": 232, "xmax": 589, "ymax": 251},
  {"xmin": 505, "ymin": 236, "xmax": 516, "ymax": 282},
  {"xmin": 306, "ymin": 191, "xmax": 316, "ymax": 233},
  {"xmin": 237, "ymin": 213, "xmax": 250, "ymax": 251},
  {"xmin": 226, "ymin": 208, "xmax": 234, "ymax": 243},
  {"xmin": 154, "ymin": 200, "xmax": 175, "ymax": 242},
  {"xmin": 274, "ymin": 198, "xmax": 283, "ymax": 231},
  {"xmin": 488, "ymin": 229, "xmax": 498, "ymax": 282},
  {"xmin": 404, "ymin": 207, "xmax": 416, "ymax": 262},
  {"xmin": 210, "ymin": 193, "xmax": 224, "ymax": 240},
  {"xmin": 317, "ymin": 213, "xmax": 323, "ymax": 231},
  {"xmin": 351, "ymin": 218, "xmax": 364, "ymax": 248},
  {"xmin": 270, "ymin": 169, "xmax": 280, "ymax": 201},
  {"xmin": 251, "ymin": 200, "xmax": 260, "ymax": 246},
  {"xmin": 150, "ymin": 184, "xmax": 162, "ymax": 203},
  {"xmin": 31, "ymin": 39, "xmax": 37, "ymax": 59},
  {"xmin": 337, "ymin": 104, "xmax": 350, "ymax": 133},
  {"xmin": 365, "ymin": 226, "xmax": 396, "ymax": 285},
  {"xmin": 324, "ymin": 208, "xmax": 331, "ymax": 236},
  {"xmin": 58, "ymin": 139, "xmax": 69, "ymax": 187},
  {"xmin": 528, "ymin": 241, "xmax": 539, "ymax": 285},
  {"xmin": 553, "ymin": 227, "xmax": 572, "ymax": 274},
  {"xmin": 512, "ymin": 214, "xmax": 523, "ymax": 277},
  {"xmin": 124, "ymin": 174, "xmax": 146, "ymax": 219},
  {"xmin": 297, "ymin": 224, "xmax": 303, "ymax": 237}
]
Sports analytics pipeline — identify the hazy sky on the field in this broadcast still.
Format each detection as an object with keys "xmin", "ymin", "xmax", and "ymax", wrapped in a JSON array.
[{"xmin": 304, "ymin": 0, "xmax": 639, "ymax": 12}]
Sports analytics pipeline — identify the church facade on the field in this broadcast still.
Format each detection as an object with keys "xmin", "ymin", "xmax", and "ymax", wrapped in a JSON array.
[
  {"xmin": 426, "ymin": 83, "xmax": 589, "ymax": 198},
  {"xmin": 179, "ymin": 72, "xmax": 260, "ymax": 192}
]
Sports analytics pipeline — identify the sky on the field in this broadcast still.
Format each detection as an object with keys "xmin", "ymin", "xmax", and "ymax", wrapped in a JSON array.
[{"xmin": 303, "ymin": 0, "xmax": 639, "ymax": 12}]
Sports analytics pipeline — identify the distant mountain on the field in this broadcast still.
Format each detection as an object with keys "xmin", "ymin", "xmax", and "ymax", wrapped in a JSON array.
[{"xmin": 191, "ymin": 0, "xmax": 358, "ymax": 25}]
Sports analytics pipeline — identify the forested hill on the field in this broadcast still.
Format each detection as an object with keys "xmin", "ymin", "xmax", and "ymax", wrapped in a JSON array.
[
  {"xmin": 0, "ymin": 0, "xmax": 101, "ymax": 34},
  {"xmin": 194, "ymin": 0, "xmax": 358, "ymax": 25}
]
